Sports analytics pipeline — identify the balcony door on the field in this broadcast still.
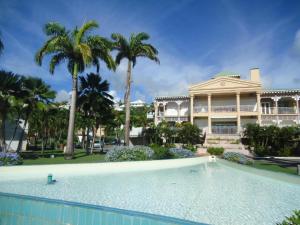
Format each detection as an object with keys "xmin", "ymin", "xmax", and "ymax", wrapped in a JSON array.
[{"xmin": 261, "ymin": 102, "xmax": 271, "ymax": 114}]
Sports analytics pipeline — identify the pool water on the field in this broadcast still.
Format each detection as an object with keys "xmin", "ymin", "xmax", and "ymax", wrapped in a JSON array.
[{"xmin": 0, "ymin": 159, "xmax": 300, "ymax": 225}]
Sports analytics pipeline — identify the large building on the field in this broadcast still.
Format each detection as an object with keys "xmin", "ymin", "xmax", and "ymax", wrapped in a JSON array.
[{"xmin": 154, "ymin": 68, "xmax": 300, "ymax": 135}]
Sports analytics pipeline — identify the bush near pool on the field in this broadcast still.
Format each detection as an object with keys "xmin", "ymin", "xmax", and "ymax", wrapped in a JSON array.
[
  {"xmin": 105, "ymin": 146, "xmax": 154, "ymax": 162},
  {"xmin": 168, "ymin": 148, "xmax": 195, "ymax": 158},
  {"xmin": 223, "ymin": 152, "xmax": 253, "ymax": 165},
  {"xmin": 207, "ymin": 147, "xmax": 224, "ymax": 155},
  {"xmin": 0, "ymin": 152, "xmax": 23, "ymax": 166}
]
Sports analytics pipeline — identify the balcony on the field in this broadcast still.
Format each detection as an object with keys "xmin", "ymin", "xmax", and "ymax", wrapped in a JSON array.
[
  {"xmin": 240, "ymin": 105, "xmax": 257, "ymax": 112},
  {"xmin": 212, "ymin": 126, "xmax": 237, "ymax": 134},
  {"xmin": 212, "ymin": 105, "xmax": 236, "ymax": 113},
  {"xmin": 261, "ymin": 107, "xmax": 297, "ymax": 115},
  {"xmin": 194, "ymin": 106, "xmax": 208, "ymax": 113}
]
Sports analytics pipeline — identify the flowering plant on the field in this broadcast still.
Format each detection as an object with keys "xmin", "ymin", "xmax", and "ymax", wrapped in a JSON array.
[{"xmin": 0, "ymin": 152, "xmax": 23, "ymax": 166}]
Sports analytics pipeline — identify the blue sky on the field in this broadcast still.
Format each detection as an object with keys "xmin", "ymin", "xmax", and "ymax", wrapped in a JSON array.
[{"xmin": 0, "ymin": 0, "xmax": 300, "ymax": 102}]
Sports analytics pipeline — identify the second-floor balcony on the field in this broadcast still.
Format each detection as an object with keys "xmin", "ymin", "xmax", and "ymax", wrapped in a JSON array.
[
  {"xmin": 261, "ymin": 107, "xmax": 298, "ymax": 114},
  {"xmin": 212, "ymin": 105, "xmax": 236, "ymax": 113}
]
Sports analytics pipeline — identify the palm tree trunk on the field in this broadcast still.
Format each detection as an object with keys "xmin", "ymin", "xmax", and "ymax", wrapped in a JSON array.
[
  {"xmin": 91, "ymin": 126, "xmax": 96, "ymax": 154},
  {"xmin": 65, "ymin": 64, "xmax": 78, "ymax": 159},
  {"xmin": 17, "ymin": 111, "xmax": 29, "ymax": 153},
  {"xmin": 0, "ymin": 114, "xmax": 7, "ymax": 152},
  {"xmin": 124, "ymin": 60, "xmax": 132, "ymax": 146},
  {"xmin": 8, "ymin": 112, "xmax": 21, "ymax": 151}
]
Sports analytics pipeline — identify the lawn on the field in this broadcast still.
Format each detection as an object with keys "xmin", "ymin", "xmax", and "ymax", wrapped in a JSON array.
[
  {"xmin": 251, "ymin": 160, "xmax": 298, "ymax": 175},
  {"xmin": 22, "ymin": 149, "xmax": 106, "ymax": 165}
]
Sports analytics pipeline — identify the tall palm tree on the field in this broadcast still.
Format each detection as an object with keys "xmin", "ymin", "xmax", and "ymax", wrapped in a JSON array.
[
  {"xmin": 17, "ymin": 77, "xmax": 56, "ymax": 152},
  {"xmin": 78, "ymin": 73, "xmax": 114, "ymax": 153},
  {"xmin": 111, "ymin": 32, "xmax": 159, "ymax": 145},
  {"xmin": 35, "ymin": 21, "xmax": 115, "ymax": 158},
  {"xmin": 0, "ymin": 70, "xmax": 22, "ymax": 152}
]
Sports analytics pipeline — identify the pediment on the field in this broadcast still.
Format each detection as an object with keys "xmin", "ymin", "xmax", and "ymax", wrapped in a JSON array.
[{"xmin": 189, "ymin": 77, "xmax": 262, "ymax": 93}]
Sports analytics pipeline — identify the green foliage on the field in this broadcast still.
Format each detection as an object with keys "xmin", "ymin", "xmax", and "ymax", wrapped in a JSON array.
[
  {"xmin": 277, "ymin": 210, "xmax": 300, "ymax": 225},
  {"xmin": 105, "ymin": 146, "xmax": 154, "ymax": 162},
  {"xmin": 243, "ymin": 124, "xmax": 300, "ymax": 157},
  {"xmin": 184, "ymin": 143, "xmax": 197, "ymax": 152},
  {"xmin": 150, "ymin": 143, "xmax": 173, "ymax": 159},
  {"xmin": 177, "ymin": 122, "xmax": 202, "ymax": 145},
  {"xmin": 168, "ymin": 148, "xmax": 195, "ymax": 158},
  {"xmin": 207, "ymin": 147, "xmax": 224, "ymax": 155},
  {"xmin": 223, "ymin": 152, "xmax": 253, "ymax": 165}
]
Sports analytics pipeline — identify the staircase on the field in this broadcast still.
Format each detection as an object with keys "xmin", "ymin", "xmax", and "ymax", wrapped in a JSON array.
[{"xmin": 204, "ymin": 134, "xmax": 250, "ymax": 155}]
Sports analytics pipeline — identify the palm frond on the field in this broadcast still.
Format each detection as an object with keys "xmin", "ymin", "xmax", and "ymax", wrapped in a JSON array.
[
  {"xmin": 0, "ymin": 33, "xmax": 4, "ymax": 55},
  {"xmin": 49, "ymin": 53, "xmax": 67, "ymax": 74},
  {"xmin": 77, "ymin": 43, "xmax": 92, "ymax": 66},
  {"xmin": 44, "ymin": 22, "xmax": 67, "ymax": 36},
  {"xmin": 76, "ymin": 20, "xmax": 98, "ymax": 44}
]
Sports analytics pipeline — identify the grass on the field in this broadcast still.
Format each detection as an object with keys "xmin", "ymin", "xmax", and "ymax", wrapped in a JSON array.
[
  {"xmin": 22, "ymin": 149, "xmax": 106, "ymax": 165},
  {"xmin": 251, "ymin": 160, "xmax": 298, "ymax": 175}
]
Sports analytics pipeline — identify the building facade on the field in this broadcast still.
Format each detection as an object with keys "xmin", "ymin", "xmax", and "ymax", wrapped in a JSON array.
[{"xmin": 154, "ymin": 68, "xmax": 300, "ymax": 135}]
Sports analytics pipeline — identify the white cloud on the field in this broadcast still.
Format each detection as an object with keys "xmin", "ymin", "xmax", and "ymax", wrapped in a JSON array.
[{"xmin": 55, "ymin": 90, "xmax": 70, "ymax": 102}]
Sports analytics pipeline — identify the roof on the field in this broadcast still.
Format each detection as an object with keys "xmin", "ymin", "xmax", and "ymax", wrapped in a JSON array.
[
  {"xmin": 214, "ymin": 71, "xmax": 240, "ymax": 78},
  {"xmin": 155, "ymin": 95, "xmax": 189, "ymax": 101},
  {"xmin": 262, "ymin": 89, "xmax": 300, "ymax": 94}
]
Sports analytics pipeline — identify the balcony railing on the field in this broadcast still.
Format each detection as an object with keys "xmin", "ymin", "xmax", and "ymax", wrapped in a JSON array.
[
  {"xmin": 212, "ymin": 105, "xmax": 236, "ymax": 112},
  {"xmin": 194, "ymin": 106, "xmax": 208, "ymax": 113},
  {"xmin": 240, "ymin": 105, "xmax": 257, "ymax": 112},
  {"xmin": 261, "ymin": 107, "xmax": 297, "ymax": 114},
  {"xmin": 212, "ymin": 126, "xmax": 237, "ymax": 134},
  {"xmin": 278, "ymin": 107, "xmax": 296, "ymax": 114}
]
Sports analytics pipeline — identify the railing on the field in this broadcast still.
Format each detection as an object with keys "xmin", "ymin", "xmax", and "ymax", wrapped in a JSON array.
[
  {"xmin": 158, "ymin": 116, "xmax": 189, "ymax": 122},
  {"xmin": 194, "ymin": 106, "xmax": 208, "ymax": 113},
  {"xmin": 212, "ymin": 105, "xmax": 236, "ymax": 112},
  {"xmin": 261, "ymin": 107, "xmax": 297, "ymax": 114},
  {"xmin": 212, "ymin": 126, "xmax": 237, "ymax": 134},
  {"xmin": 278, "ymin": 107, "xmax": 296, "ymax": 114},
  {"xmin": 240, "ymin": 105, "xmax": 257, "ymax": 112}
]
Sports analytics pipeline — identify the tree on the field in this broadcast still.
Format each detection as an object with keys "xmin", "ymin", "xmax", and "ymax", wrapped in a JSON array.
[
  {"xmin": 177, "ymin": 122, "xmax": 201, "ymax": 145},
  {"xmin": 111, "ymin": 32, "xmax": 159, "ymax": 145},
  {"xmin": 0, "ymin": 71, "xmax": 22, "ymax": 152},
  {"xmin": 78, "ymin": 73, "xmax": 114, "ymax": 153},
  {"xmin": 17, "ymin": 77, "xmax": 56, "ymax": 152},
  {"xmin": 35, "ymin": 21, "xmax": 115, "ymax": 159}
]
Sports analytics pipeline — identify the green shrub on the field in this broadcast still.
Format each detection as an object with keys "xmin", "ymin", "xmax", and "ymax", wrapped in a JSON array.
[
  {"xmin": 207, "ymin": 147, "xmax": 224, "ymax": 155},
  {"xmin": 0, "ymin": 152, "xmax": 23, "ymax": 166},
  {"xmin": 277, "ymin": 210, "xmax": 300, "ymax": 225},
  {"xmin": 223, "ymin": 152, "xmax": 253, "ymax": 165},
  {"xmin": 184, "ymin": 143, "xmax": 197, "ymax": 152},
  {"xmin": 177, "ymin": 122, "xmax": 202, "ymax": 145},
  {"xmin": 169, "ymin": 148, "xmax": 195, "ymax": 158},
  {"xmin": 150, "ymin": 144, "xmax": 173, "ymax": 159},
  {"xmin": 254, "ymin": 145, "xmax": 268, "ymax": 157},
  {"xmin": 105, "ymin": 146, "xmax": 154, "ymax": 162}
]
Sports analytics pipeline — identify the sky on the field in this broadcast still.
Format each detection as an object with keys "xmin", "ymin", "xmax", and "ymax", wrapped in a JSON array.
[{"xmin": 0, "ymin": 0, "xmax": 300, "ymax": 103}]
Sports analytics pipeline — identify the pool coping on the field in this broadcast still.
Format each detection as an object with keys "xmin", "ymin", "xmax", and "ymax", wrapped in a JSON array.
[
  {"xmin": 0, "ymin": 157, "xmax": 209, "ymax": 181},
  {"xmin": 0, "ymin": 191, "xmax": 207, "ymax": 225}
]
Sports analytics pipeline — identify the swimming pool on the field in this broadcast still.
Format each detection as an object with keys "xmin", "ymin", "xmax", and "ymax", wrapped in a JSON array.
[{"xmin": 0, "ymin": 157, "xmax": 299, "ymax": 225}]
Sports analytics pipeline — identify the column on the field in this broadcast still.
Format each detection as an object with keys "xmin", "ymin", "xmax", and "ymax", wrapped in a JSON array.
[
  {"xmin": 176, "ymin": 101, "xmax": 182, "ymax": 123},
  {"xmin": 163, "ymin": 102, "xmax": 166, "ymax": 120},
  {"xmin": 190, "ymin": 95, "xmax": 194, "ymax": 124},
  {"xmin": 208, "ymin": 94, "xmax": 212, "ymax": 134},
  {"xmin": 236, "ymin": 93, "xmax": 241, "ymax": 133},
  {"xmin": 256, "ymin": 93, "xmax": 261, "ymax": 125},
  {"xmin": 293, "ymin": 95, "xmax": 300, "ymax": 124},
  {"xmin": 154, "ymin": 102, "xmax": 158, "ymax": 125}
]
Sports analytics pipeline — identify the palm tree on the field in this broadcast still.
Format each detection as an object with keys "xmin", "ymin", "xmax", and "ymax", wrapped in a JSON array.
[
  {"xmin": 0, "ymin": 70, "xmax": 22, "ymax": 152},
  {"xmin": 111, "ymin": 32, "xmax": 159, "ymax": 145},
  {"xmin": 0, "ymin": 31, "xmax": 4, "ymax": 55},
  {"xmin": 78, "ymin": 73, "xmax": 114, "ymax": 153},
  {"xmin": 35, "ymin": 21, "xmax": 115, "ymax": 159},
  {"xmin": 17, "ymin": 77, "xmax": 56, "ymax": 152}
]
